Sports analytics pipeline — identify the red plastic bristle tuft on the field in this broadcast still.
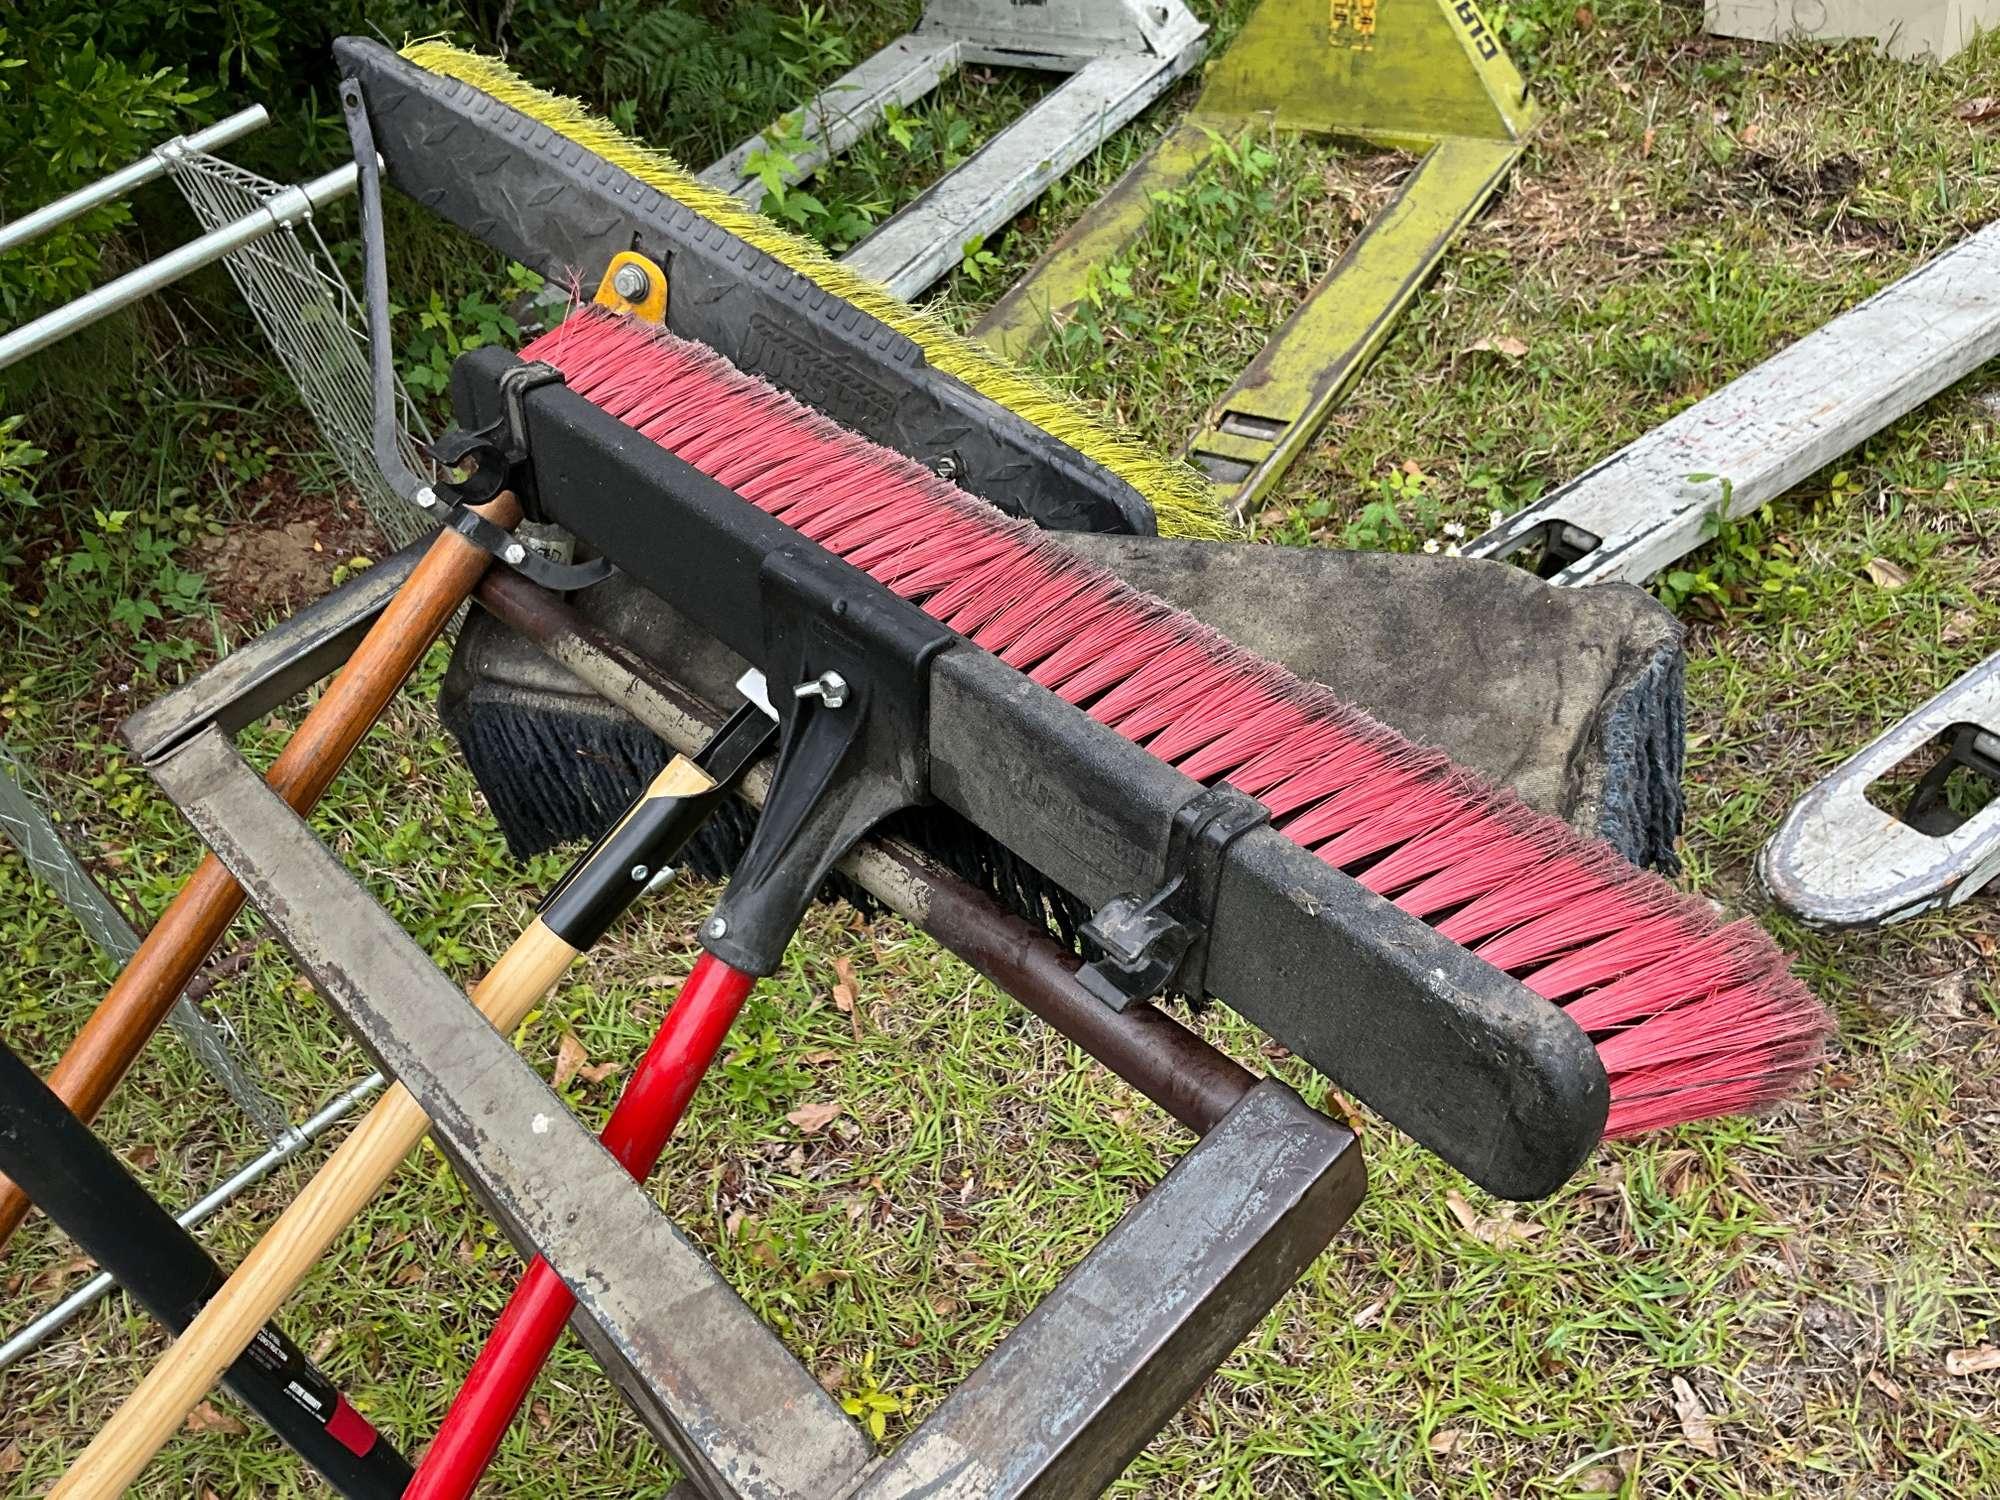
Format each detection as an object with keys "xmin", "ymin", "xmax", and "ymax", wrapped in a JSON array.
[{"xmin": 519, "ymin": 309, "xmax": 1831, "ymax": 1141}]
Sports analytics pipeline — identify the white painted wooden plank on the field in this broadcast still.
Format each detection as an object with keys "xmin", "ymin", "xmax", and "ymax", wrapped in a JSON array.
[
  {"xmin": 841, "ymin": 46, "xmax": 1201, "ymax": 300},
  {"xmin": 1465, "ymin": 219, "xmax": 2000, "ymax": 586},
  {"xmin": 700, "ymin": 36, "xmax": 962, "ymax": 207},
  {"xmin": 1705, "ymin": 0, "xmax": 2000, "ymax": 63}
]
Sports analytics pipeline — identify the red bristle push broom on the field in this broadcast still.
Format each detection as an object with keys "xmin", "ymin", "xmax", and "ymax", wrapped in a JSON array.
[
  {"xmin": 530, "ymin": 307, "xmax": 1827, "ymax": 1140},
  {"xmin": 402, "ymin": 307, "xmax": 1831, "ymax": 1497}
]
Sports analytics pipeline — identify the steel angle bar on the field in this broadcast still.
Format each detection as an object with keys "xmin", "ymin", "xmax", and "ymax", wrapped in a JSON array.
[
  {"xmin": 852, "ymin": 1079, "xmax": 1359, "ymax": 1499},
  {"xmin": 133, "ymin": 577, "xmax": 1353, "ymax": 1497},
  {"xmin": 122, "ymin": 539, "xmax": 428, "ymax": 765},
  {"xmin": 147, "ymin": 725, "xmax": 870, "ymax": 1496}
]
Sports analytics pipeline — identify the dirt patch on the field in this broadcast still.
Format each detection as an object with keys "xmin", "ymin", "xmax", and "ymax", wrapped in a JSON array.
[
  {"xmin": 1736, "ymin": 149, "xmax": 1863, "ymax": 210},
  {"xmin": 195, "ymin": 520, "xmax": 338, "ymax": 613},
  {"xmin": 190, "ymin": 451, "xmax": 388, "ymax": 630}
]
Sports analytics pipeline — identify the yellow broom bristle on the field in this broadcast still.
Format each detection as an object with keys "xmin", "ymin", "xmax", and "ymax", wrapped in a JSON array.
[{"xmin": 402, "ymin": 41, "xmax": 1232, "ymax": 541}]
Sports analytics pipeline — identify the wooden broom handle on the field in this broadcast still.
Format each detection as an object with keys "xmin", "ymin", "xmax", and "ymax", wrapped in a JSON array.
[
  {"xmin": 55, "ymin": 756, "xmax": 719, "ymax": 1499},
  {"xmin": 52, "ymin": 919, "xmax": 580, "ymax": 1500},
  {"xmin": 0, "ymin": 494, "xmax": 521, "ymax": 1252}
]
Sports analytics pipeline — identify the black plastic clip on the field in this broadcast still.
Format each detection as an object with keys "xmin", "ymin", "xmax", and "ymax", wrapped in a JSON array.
[
  {"xmin": 1077, "ymin": 787, "xmax": 1270, "ymax": 1011},
  {"xmin": 426, "ymin": 363, "xmax": 616, "ymax": 593},
  {"xmin": 700, "ymin": 544, "xmax": 954, "ymax": 977},
  {"xmin": 537, "ymin": 699, "xmax": 777, "ymax": 952},
  {"xmin": 338, "ymin": 76, "xmax": 611, "ymax": 596},
  {"xmin": 429, "ymin": 361, "xmax": 562, "ymax": 506}
]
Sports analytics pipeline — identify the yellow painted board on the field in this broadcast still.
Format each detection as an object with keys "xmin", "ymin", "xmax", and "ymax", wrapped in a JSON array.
[
  {"xmin": 974, "ymin": 0, "xmax": 1539, "ymax": 507},
  {"xmin": 1184, "ymin": 135, "xmax": 1522, "ymax": 510},
  {"xmin": 975, "ymin": 122, "xmax": 1221, "ymax": 361},
  {"xmin": 1199, "ymin": 0, "xmax": 1535, "ymax": 145}
]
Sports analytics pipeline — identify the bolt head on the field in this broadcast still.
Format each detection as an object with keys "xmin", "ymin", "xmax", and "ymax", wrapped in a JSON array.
[
  {"xmin": 503, "ymin": 542, "xmax": 527, "ymax": 565},
  {"xmin": 612, "ymin": 263, "xmax": 651, "ymax": 301},
  {"xmin": 818, "ymin": 672, "xmax": 849, "ymax": 708},
  {"xmin": 706, "ymin": 916, "xmax": 728, "ymax": 939},
  {"xmin": 630, "ymin": 864, "xmax": 650, "ymax": 882},
  {"xmin": 791, "ymin": 670, "xmax": 849, "ymax": 708}
]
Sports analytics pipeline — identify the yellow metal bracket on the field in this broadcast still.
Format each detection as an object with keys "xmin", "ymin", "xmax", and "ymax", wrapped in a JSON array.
[
  {"xmin": 593, "ymin": 251, "xmax": 669, "ymax": 324},
  {"xmin": 976, "ymin": 0, "xmax": 1536, "ymax": 514}
]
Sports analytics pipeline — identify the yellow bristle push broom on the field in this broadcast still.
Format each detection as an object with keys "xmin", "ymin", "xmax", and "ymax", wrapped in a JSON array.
[{"xmin": 403, "ymin": 42, "xmax": 1234, "ymax": 545}]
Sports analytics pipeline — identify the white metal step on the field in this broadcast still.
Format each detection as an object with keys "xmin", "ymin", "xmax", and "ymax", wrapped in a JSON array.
[
  {"xmin": 700, "ymin": 35, "xmax": 964, "ymax": 207},
  {"xmin": 1465, "ymin": 218, "xmax": 2000, "ymax": 585},
  {"xmin": 841, "ymin": 47, "xmax": 1200, "ymax": 301}
]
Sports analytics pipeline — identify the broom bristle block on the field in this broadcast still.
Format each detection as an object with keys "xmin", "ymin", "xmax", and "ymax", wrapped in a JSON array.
[
  {"xmin": 521, "ymin": 308, "xmax": 1830, "ymax": 1140},
  {"xmin": 401, "ymin": 41, "xmax": 1232, "ymax": 543}
]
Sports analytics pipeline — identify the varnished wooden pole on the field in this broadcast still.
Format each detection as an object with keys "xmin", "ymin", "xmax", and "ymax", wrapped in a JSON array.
[
  {"xmin": 55, "ymin": 755, "xmax": 720, "ymax": 1499},
  {"xmin": 52, "ymin": 918, "xmax": 580, "ymax": 1500},
  {"xmin": 0, "ymin": 494, "xmax": 521, "ymax": 1250}
]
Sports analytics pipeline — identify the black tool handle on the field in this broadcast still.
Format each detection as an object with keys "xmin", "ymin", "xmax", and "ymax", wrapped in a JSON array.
[
  {"xmin": 538, "ymin": 701, "xmax": 776, "ymax": 950},
  {"xmin": 0, "ymin": 1039, "xmax": 412, "ymax": 1497}
]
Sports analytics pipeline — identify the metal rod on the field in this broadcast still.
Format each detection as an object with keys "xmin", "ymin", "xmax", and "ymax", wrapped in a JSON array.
[
  {"xmin": 339, "ymin": 79, "xmax": 432, "ymax": 508},
  {"xmin": 0, "ymin": 1071, "xmax": 382, "ymax": 1372},
  {"xmin": 0, "ymin": 163, "xmax": 356, "ymax": 372},
  {"xmin": 0, "ymin": 106, "xmax": 270, "ymax": 255},
  {"xmin": 474, "ymin": 571, "xmax": 1259, "ymax": 1134},
  {"xmin": 0, "ymin": 744, "xmax": 290, "ymax": 1140}
]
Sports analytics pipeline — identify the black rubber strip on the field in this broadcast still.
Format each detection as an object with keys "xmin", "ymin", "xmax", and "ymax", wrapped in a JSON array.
[{"xmin": 333, "ymin": 37, "xmax": 1156, "ymax": 539}]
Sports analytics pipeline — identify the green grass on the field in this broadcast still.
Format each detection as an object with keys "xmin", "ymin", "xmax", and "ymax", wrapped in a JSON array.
[{"xmin": 6, "ymin": 1, "xmax": 2000, "ymax": 1495}]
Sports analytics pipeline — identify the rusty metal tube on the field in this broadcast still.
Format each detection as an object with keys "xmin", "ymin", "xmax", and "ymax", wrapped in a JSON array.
[{"xmin": 909, "ymin": 867, "xmax": 1253, "ymax": 1134}]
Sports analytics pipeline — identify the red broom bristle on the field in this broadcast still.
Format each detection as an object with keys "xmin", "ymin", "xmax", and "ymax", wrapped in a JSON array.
[{"xmin": 520, "ymin": 308, "xmax": 1831, "ymax": 1141}]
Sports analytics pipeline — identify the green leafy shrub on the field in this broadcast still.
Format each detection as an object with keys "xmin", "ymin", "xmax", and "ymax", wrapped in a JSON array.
[
  {"xmin": 0, "ymin": 22, "xmax": 210, "ymax": 325},
  {"xmin": 0, "ymin": 0, "xmax": 895, "ymax": 699},
  {"xmin": 400, "ymin": 288, "xmax": 524, "ymax": 401}
]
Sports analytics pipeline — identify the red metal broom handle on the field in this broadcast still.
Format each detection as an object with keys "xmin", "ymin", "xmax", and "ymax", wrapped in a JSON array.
[{"xmin": 406, "ymin": 952, "xmax": 757, "ymax": 1499}]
